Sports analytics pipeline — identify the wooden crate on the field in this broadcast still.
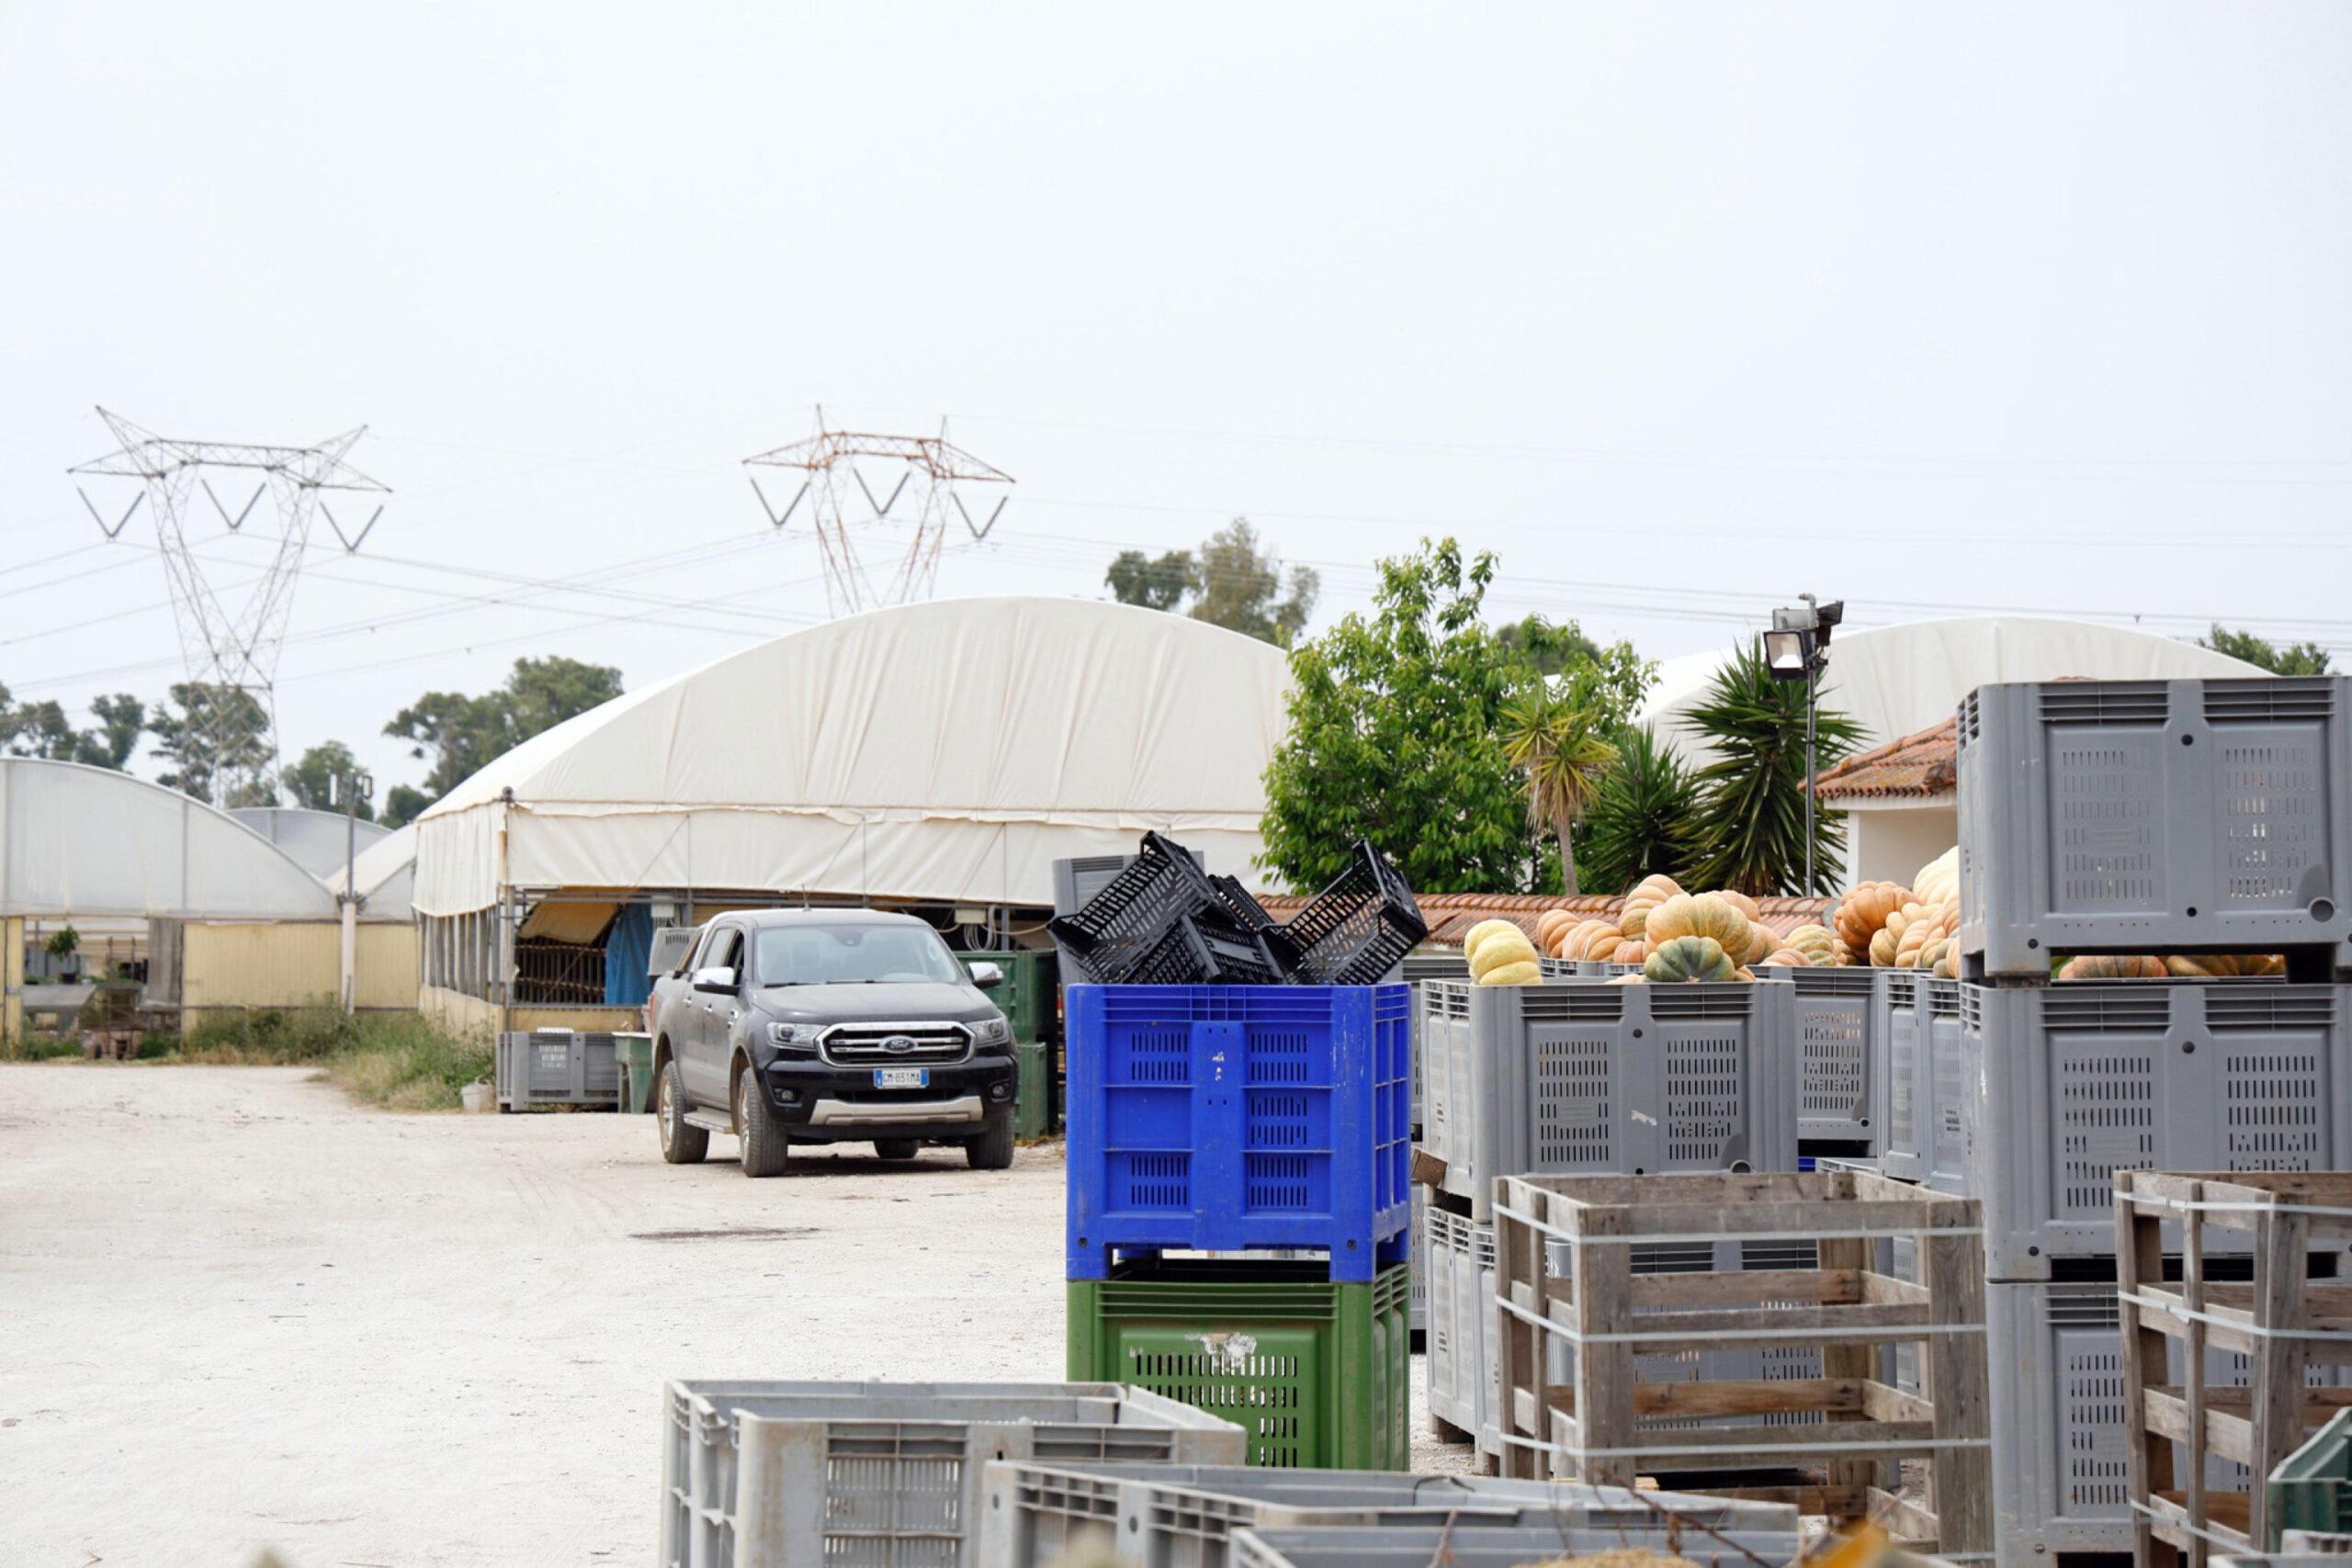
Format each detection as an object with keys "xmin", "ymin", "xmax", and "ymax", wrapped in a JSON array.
[
  {"xmin": 1491, "ymin": 1168, "xmax": 1992, "ymax": 1559},
  {"xmin": 2117, "ymin": 1171, "xmax": 2352, "ymax": 1566}
]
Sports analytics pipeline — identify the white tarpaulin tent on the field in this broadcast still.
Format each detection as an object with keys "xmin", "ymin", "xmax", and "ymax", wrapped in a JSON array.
[
  {"xmin": 0, "ymin": 759, "xmax": 336, "ymax": 919},
  {"xmin": 324, "ymin": 823, "xmax": 416, "ymax": 923},
  {"xmin": 412, "ymin": 595, "xmax": 1294, "ymax": 916},
  {"xmin": 1636, "ymin": 615, "xmax": 2267, "ymax": 761},
  {"xmin": 228, "ymin": 807, "xmax": 392, "ymax": 880}
]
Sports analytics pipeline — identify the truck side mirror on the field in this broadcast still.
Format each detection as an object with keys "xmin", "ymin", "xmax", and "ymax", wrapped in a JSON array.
[
  {"xmin": 967, "ymin": 961, "xmax": 1003, "ymax": 990},
  {"xmin": 691, "ymin": 965, "xmax": 738, "ymax": 994}
]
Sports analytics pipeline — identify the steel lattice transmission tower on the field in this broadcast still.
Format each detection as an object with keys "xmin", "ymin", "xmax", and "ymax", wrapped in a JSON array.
[
  {"xmin": 743, "ymin": 409, "xmax": 1013, "ymax": 616},
  {"xmin": 69, "ymin": 408, "xmax": 390, "ymax": 805}
]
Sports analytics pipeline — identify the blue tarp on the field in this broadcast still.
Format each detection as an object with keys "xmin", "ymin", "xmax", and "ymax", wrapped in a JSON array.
[{"xmin": 605, "ymin": 904, "xmax": 654, "ymax": 1007}]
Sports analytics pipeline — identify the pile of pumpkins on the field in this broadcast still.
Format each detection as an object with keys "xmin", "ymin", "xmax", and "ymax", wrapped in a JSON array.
[
  {"xmin": 1463, "ymin": 873, "xmax": 1849, "ymax": 987},
  {"xmin": 1828, "ymin": 846, "xmax": 1962, "ymax": 979},
  {"xmin": 2056, "ymin": 953, "xmax": 2285, "ymax": 979}
]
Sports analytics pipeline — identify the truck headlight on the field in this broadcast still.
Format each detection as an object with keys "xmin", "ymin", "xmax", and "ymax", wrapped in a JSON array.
[
  {"xmin": 766, "ymin": 1021, "xmax": 822, "ymax": 1052},
  {"xmin": 970, "ymin": 1017, "xmax": 1010, "ymax": 1047}
]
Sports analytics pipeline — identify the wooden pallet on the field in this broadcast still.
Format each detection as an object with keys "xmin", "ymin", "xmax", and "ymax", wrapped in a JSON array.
[
  {"xmin": 1491, "ymin": 1168, "xmax": 1992, "ymax": 1559},
  {"xmin": 2117, "ymin": 1170, "xmax": 2352, "ymax": 1567}
]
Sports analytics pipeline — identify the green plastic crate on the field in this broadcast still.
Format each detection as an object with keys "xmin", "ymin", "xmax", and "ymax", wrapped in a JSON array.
[
  {"xmin": 1065, "ymin": 1258, "xmax": 1410, "ymax": 1471},
  {"xmin": 1016, "ymin": 1040, "xmax": 1049, "ymax": 1140},
  {"xmin": 961, "ymin": 948, "xmax": 1059, "ymax": 1044},
  {"xmin": 2269, "ymin": 1407, "xmax": 2352, "ymax": 1548},
  {"xmin": 614, "ymin": 1032, "xmax": 654, "ymax": 1114}
]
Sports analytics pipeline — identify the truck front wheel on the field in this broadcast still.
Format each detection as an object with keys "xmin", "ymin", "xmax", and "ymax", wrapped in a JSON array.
[
  {"xmin": 735, "ymin": 1069, "xmax": 791, "ymax": 1179},
  {"xmin": 965, "ymin": 1109, "xmax": 1015, "ymax": 1171},
  {"xmin": 658, "ymin": 1061, "xmax": 708, "ymax": 1166}
]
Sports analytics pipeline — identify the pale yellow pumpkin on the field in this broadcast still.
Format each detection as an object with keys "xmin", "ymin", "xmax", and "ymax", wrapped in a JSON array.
[
  {"xmin": 1763, "ymin": 947, "xmax": 1811, "ymax": 967},
  {"xmin": 1462, "ymin": 919, "xmax": 1521, "ymax": 964},
  {"xmin": 1476, "ymin": 959, "xmax": 1543, "ymax": 987},
  {"xmin": 1470, "ymin": 931, "xmax": 1539, "ymax": 980},
  {"xmin": 1783, "ymin": 924, "xmax": 1838, "ymax": 966},
  {"xmin": 1619, "ymin": 874, "xmax": 1684, "ymax": 939}
]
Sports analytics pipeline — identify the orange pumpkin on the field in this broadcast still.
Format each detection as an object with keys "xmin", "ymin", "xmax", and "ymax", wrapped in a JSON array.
[
  {"xmin": 1620, "ymin": 874, "xmax": 1685, "ymax": 940},
  {"xmin": 2057, "ymin": 954, "xmax": 2167, "ymax": 980}
]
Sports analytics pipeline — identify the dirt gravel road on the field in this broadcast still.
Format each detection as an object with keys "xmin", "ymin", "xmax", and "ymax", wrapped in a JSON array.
[
  {"xmin": 0, "ymin": 1063, "xmax": 1071, "ymax": 1568},
  {"xmin": 0, "ymin": 1063, "xmax": 1461, "ymax": 1567}
]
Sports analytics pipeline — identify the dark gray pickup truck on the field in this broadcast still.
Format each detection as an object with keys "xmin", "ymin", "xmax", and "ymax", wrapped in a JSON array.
[{"xmin": 644, "ymin": 908, "xmax": 1018, "ymax": 1176}]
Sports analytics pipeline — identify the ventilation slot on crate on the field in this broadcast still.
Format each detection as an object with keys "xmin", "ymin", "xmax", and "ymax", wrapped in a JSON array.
[
  {"xmin": 2204, "ymin": 679, "xmax": 2337, "ymax": 723},
  {"xmin": 2040, "ymin": 683, "xmax": 2170, "ymax": 725},
  {"xmin": 2057, "ymin": 1055, "xmax": 2156, "ymax": 1217},
  {"xmin": 2221, "ymin": 1049, "xmax": 2328, "ymax": 1168},
  {"xmin": 2209, "ymin": 990, "xmax": 2340, "ymax": 1031},
  {"xmin": 1651, "ymin": 988, "xmax": 1759, "ymax": 1023},
  {"xmin": 1961, "ymin": 689, "xmax": 1982, "ymax": 743},
  {"xmin": 1114, "ymin": 1153, "xmax": 1192, "ymax": 1212},
  {"xmin": 1663, "ymin": 1033, "xmax": 1743, "ymax": 1165},
  {"xmin": 1532, "ymin": 1039, "xmax": 1613, "ymax": 1168},
  {"xmin": 1524, "ymin": 987, "xmax": 1625, "ymax": 1023},
  {"xmin": 2041, "ymin": 992, "xmax": 2174, "ymax": 1032}
]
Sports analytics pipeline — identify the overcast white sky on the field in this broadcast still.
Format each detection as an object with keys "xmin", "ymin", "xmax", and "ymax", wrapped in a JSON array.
[{"xmin": 3, "ymin": 3, "xmax": 2347, "ymax": 796}]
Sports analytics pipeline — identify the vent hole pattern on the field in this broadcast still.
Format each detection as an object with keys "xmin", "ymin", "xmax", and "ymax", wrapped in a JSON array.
[{"xmin": 1664, "ymin": 1032, "xmax": 1742, "ymax": 1165}]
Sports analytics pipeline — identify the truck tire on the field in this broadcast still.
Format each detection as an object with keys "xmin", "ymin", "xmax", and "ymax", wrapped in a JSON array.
[
  {"xmin": 658, "ymin": 1060, "xmax": 708, "ymax": 1166},
  {"xmin": 735, "ymin": 1068, "xmax": 791, "ymax": 1179},
  {"xmin": 965, "ymin": 1109, "xmax": 1015, "ymax": 1171},
  {"xmin": 873, "ymin": 1138, "xmax": 919, "ymax": 1161}
]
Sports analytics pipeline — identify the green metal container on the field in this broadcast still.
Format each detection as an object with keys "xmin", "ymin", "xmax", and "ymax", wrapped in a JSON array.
[
  {"xmin": 2268, "ymin": 1406, "xmax": 2352, "ymax": 1548},
  {"xmin": 1065, "ymin": 1258, "xmax": 1410, "ymax": 1470},
  {"xmin": 960, "ymin": 949, "xmax": 1058, "ymax": 1045},
  {"xmin": 615, "ymin": 1032, "xmax": 655, "ymax": 1114},
  {"xmin": 1015, "ymin": 1040, "xmax": 1050, "ymax": 1140}
]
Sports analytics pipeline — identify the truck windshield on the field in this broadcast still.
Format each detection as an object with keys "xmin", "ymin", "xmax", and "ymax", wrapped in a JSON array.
[{"xmin": 752, "ymin": 924, "xmax": 965, "ymax": 987}]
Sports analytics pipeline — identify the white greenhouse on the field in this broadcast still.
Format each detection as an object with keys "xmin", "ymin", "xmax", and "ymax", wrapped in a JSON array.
[{"xmin": 410, "ymin": 595, "xmax": 1294, "ymax": 1034}]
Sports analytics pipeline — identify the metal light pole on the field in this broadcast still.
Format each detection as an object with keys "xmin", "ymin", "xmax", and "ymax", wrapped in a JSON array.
[
  {"xmin": 1765, "ymin": 596, "xmax": 1842, "ymax": 897},
  {"xmin": 335, "ymin": 768, "xmax": 373, "ymax": 1014}
]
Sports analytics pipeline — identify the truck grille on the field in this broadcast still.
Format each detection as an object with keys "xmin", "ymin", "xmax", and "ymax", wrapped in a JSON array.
[{"xmin": 820, "ymin": 1022, "xmax": 971, "ymax": 1067}]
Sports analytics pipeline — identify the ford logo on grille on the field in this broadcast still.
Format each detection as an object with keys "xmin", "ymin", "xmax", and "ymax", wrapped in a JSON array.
[{"xmin": 878, "ymin": 1035, "xmax": 920, "ymax": 1055}]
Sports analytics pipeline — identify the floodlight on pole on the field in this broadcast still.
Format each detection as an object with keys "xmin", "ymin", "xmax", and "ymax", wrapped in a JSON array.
[{"xmin": 1763, "ymin": 593, "xmax": 1841, "ymax": 897}]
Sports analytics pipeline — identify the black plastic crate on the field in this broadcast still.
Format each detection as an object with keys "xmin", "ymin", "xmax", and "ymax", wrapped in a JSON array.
[
  {"xmin": 1120, "ymin": 909, "xmax": 1293, "ymax": 986},
  {"xmin": 1050, "ymin": 832, "xmax": 1299, "ymax": 985},
  {"xmin": 1285, "ymin": 840, "xmax": 1430, "ymax": 987}
]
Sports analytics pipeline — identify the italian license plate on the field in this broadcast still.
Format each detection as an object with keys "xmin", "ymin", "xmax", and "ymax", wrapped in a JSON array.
[{"xmin": 873, "ymin": 1067, "xmax": 928, "ymax": 1090}]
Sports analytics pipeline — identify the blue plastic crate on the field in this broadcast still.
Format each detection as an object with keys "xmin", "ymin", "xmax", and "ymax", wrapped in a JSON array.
[{"xmin": 1065, "ymin": 983, "xmax": 1413, "ymax": 1281}]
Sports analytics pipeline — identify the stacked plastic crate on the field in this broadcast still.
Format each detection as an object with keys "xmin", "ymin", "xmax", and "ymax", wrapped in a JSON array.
[
  {"xmin": 1945, "ymin": 675, "xmax": 2352, "ymax": 1563},
  {"xmin": 1057, "ymin": 839, "xmax": 1426, "ymax": 1469},
  {"xmin": 1413, "ymin": 955, "xmax": 1809, "ymax": 1468},
  {"xmin": 958, "ymin": 948, "xmax": 1060, "ymax": 1139}
]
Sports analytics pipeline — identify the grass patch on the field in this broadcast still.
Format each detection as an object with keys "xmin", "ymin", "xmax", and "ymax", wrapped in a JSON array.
[{"xmin": 179, "ymin": 1009, "xmax": 491, "ymax": 1111}]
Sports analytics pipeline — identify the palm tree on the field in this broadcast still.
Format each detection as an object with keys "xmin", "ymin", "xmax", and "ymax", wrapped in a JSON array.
[
  {"xmin": 1578, "ymin": 724, "xmax": 1702, "ymax": 896},
  {"xmin": 1686, "ymin": 640, "xmax": 1863, "ymax": 895},
  {"xmin": 1502, "ymin": 679, "xmax": 1618, "ymax": 895}
]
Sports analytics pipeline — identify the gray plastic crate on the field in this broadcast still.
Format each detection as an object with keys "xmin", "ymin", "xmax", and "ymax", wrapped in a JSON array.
[
  {"xmin": 493, "ymin": 1028, "xmax": 620, "ymax": 1110},
  {"xmin": 1876, "ymin": 971, "xmax": 1965, "ymax": 1188},
  {"xmin": 1959, "ymin": 980, "xmax": 2352, "ymax": 1279},
  {"xmin": 1423, "ymin": 1204, "xmax": 1821, "ymax": 1461},
  {"xmin": 1534, "ymin": 957, "xmax": 1641, "ymax": 979},
  {"xmin": 1419, "ymin": 978, "xmax": 1798, "ymax": 1219},
  {"xmin": 1227, "ymin": 1519, "xmax": 1805, "ymax": 1568},
  {"xmin": 1402, "ymin": 951, "xmax": 1467, "ymax": 1129},
  {"xmin": 1955, "ymin": 677, "xmax": 2352, "ymax": 976},
  {"xmin": 973, "ymin": 1461, "xmax": 1793, "ymax": 1568},
  {"xmin": 1407, "ymin": 1183, "xmax": 1427, "ymax": 1339},
  {"xmin": 1777, "ymin": 964, "xmax": 1879, "ymax": 1145},
  {"xmin": 1986, "ymin": 1279, "xmax": 2348, "ymax": 1562},
  {"xmin": 662, "ymin": 1380, "xmax": 1245, "ymax": 1568}
]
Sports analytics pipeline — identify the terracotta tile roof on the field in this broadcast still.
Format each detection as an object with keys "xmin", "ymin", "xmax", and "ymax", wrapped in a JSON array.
[
  {"xmin": 1809, "ymin": 716, "xmax": 1957, "ymax": 802},
  {"xmin": 1256, "ymin": 889, "xmax": 1832, "ymax": 949}
]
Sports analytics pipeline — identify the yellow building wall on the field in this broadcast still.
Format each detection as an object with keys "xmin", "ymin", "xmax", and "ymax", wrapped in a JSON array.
[
  {"xmin": 418, "ymin": 985, "xmax": 638, "ymax": 1039},
  {"xmin": 181, "ymin": 921, "xmax": 421, "ymax": 1021}
]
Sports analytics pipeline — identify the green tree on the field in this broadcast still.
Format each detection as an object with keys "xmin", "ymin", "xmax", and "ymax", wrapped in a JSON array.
[
  {"xmin": 1684, "ymin": 642, "xmax": 1863, "ymax": 897},
  {"xmin": 150, "ymin": 682, "xmax": 276, "ymax": 806},
  {"xmin": 385, "ymin": 655, "xmax": 622, "ymax": 814},
  {"xmin": 1191, "ymin": 519, "xmax": 1317, "ymax": 646},
  {"xmin": 1260, "ymin": 538, "xmax": 1541, "ymax": 892},
  {"xmin": 1500, "ymin": 675, "xmax": 1619, "ymax": 895},
  {"xmin": 1577, "ymin": 724, "xmax": 1703, "ymax": 896},
  {"xmin": 0, "ymin": 697, "xmax": 77, "ymax": 760},
  {"xmin": 1102, "ymin": 520, "xmax": 1318, "ymax": 647},
  {"xmin": 2198, "ymin": 624, "xmax": 2331, "ymax": 675},
  {"xmin": 380, "ymin": 784, "xmax": 434, "ymax": 830},
  {"xmin": 1105, "ymin": 549, "xmax": 1199, "ymax": 612},
  {"xmin": 283, "ymin": 741, "xmax": 375, "ymax": 820},
  {"xmin": 76, "ymin": 694, "xmax": 146, "ymax": 770}
]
